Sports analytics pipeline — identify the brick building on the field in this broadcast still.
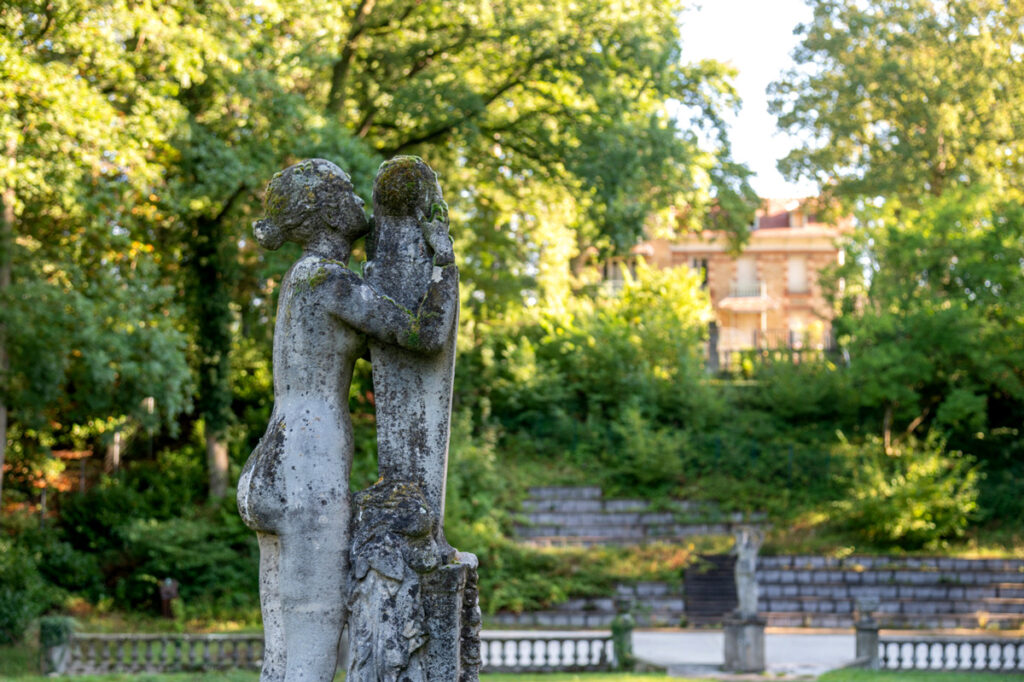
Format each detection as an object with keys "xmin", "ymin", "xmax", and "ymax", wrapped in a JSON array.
[{"xmin": 611, "ymin": 198, "xmax": 851, "ymax": 365}]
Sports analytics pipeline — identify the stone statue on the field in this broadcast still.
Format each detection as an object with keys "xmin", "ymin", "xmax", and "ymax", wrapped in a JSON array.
[
  {"xmin": 364, "ymin": 156, "xmax": 458, "ymax": 555},
  {"xmin": 733, "ymin": 525, "xmax": 765, "ymax": 618},
  {"xmin": 236, "ymin": 159, "xmax": 460, "ymax": 681},
  {"xmin": 347, "ymin": 481, "xmax": 439, "ymax": 682}
]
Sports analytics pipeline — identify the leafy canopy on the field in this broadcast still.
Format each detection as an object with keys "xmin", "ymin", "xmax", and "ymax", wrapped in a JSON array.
[{"xmin": 770, "ymin": 0, "xmax": 1024, "ymax": 203}]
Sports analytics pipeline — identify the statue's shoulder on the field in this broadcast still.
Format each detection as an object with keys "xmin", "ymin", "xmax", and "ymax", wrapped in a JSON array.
[{"xmin": 287, "ymin": 256, "xmax": 359, "ymax": 292}]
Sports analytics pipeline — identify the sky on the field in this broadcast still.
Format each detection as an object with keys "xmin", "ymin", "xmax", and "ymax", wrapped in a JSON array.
[{"xmin": 677, "ymin": 0, "xmax": 819, "ymax": 199}]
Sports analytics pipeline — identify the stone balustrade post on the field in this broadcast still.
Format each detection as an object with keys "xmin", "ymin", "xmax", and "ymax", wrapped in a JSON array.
[
  {"xmin": 855, "ymin": 596, "xmax": 880, "ymax": 669},
  {"xmin": 610, "ymin": 597, "xmax": 635, "ymax": 671},
  {"xmin": 39, "ymin": 616, "xmax": 74, "ymax": 676}
]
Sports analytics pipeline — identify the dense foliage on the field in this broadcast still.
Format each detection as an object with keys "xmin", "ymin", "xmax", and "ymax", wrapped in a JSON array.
[
  {"xmin": 0, "ymin": 0, "xmax": 1022, "ymax": 644},
  {"xmin": 770, "ymin": 0, "xmax": 1024, "ymax": 203}
]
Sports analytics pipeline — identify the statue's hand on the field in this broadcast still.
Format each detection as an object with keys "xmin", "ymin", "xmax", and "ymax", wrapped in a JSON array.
[
  {"xmin": 421, "ymin": 218, "xmax": 454, "ymax": 267},
  {"xmin": 432, "ymin": 238, "xmax": 455, "ymax": 267}
]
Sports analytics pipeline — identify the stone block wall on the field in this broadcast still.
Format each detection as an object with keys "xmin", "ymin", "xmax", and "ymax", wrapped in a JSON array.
[
  {"xmin": 515, "ymin": 487, "xmax": 751, "ymax": 546},
  {"xmin": 758, "ymin": 556, "xmax": 1024, "ymax": 629},
  {"xmin": 488, "ymin": 554, "xmax": 1024, "ymax": 630}
]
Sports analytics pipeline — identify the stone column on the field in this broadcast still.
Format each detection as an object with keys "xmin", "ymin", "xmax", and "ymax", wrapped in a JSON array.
[
  {"xmin": 723, "ymin": 613, "xmax": 766, "ymax": 673},
  {"xmin": 855, "ymin": 596, "xmax": 881, "ymax": 669},
  {"xmin": 346, "ymin": 481, "xmax": 480, "ymax": 682},
  {"xmin": 610, "ymin": 597, "xmax": 636, "ymax": 671},
  {"xmin": 39, "ymin": 616, "xmax": 73, "ymax": 675}
]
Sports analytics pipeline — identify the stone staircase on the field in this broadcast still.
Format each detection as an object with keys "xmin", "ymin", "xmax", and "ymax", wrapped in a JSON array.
[
  {"xmin": 515, "ymin": 486, "xmax": 743, "ymax": 546},
  {"xmin": 758, "ymin": 555, "xmax": 1024, "ymax": 629},
  {"xmin": 683, "ymin": 554, "xmax": 738, "ymax": 626}
]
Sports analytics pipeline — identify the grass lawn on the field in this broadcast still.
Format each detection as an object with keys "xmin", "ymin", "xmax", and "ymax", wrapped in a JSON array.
[{"xmin": 820, "ymin": 672, "xmax": 1024, "ymax": 682}]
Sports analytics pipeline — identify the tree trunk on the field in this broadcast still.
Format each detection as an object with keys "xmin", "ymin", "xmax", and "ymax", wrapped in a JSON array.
[
  {"xmin": 882, "ymin": 403, "xmax": 894, "ymax": 455},
  {"xmin": 206, "ymin": 428, "xmax": 228, "ymax": 501},
  {"xmin": 186, "ymin": 191, "xmax": 243, "ymax": 502},
  {"xmin": 0, "ymin": 136, "xmax": 14, "ymax": 509},
  {"xmin": 104, "ymin": 429, "xmax": 122, "ymax": 474}
]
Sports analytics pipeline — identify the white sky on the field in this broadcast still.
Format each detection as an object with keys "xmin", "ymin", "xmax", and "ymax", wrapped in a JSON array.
[{"xmin": 678, "ymin": 0, "xmax": 819, "ymax": 199}]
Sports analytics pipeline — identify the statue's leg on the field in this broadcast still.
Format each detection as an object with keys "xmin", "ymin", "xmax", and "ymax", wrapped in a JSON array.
[
  {"xmin": 258, "ymin": 532, "xmax": 285, "ymax": 682},
  {"xmin": 278, "ymin": 521, "xmax": 349, "ymax": 682}
]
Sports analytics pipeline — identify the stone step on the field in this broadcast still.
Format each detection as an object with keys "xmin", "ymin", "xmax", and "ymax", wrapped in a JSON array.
[
  {"xmin": 757, "ymin": 569, "xmax": 1024, "ymax": 587},
  {"xmin": 616, "ymin": 582, "xmax": 684, "ymax": 598},
  {"xmin": 759, "ymin": 596, "xmax": 1024, "ymax": 616},
  {"xmin": 760, "ymin": 583, "xmax": 1008, "ymax": 600},
  {"xmin": 488, "ymin": 610, "xmax": 682, "ymax": 629},
  {"xmin": 763, "ymin": 611, "xmax": 1024, "ymax": 630},
  {"xmin": 516, "ymin": 523, "xmax": 731, "ymax": 539},
  {"xmin": 527, "ymin": 486, "xmax": 602, "ymax": 500},
  {"xmin": 521, "ymin": 511, "xmax": 678, "ymax": 526},
  {"xmin": 758, "ymin": 556, "xmax": 1024, "ymax": 572},
  {"xmin": 521, "ymin": 499, "xmax": 606, "ymax": 513}
]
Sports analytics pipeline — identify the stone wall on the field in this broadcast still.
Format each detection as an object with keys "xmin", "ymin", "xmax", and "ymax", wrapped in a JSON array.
[
  {"xmin": 759, "ymin": 555, "xmax": 1024, "ymax": 629},
  {"xmin": 489, "ymin": 555, "xmax": 1024, "ymax": 630}
]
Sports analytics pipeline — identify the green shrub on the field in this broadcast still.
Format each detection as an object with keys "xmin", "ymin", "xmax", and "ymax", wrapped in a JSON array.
[
  {"xmin": 830, "ymin": 436, "xmax": 979, "ymax": 550},
  {"xmin": 113, "ymin": 505, "xmax": 258, "ymax": 613},
  {"xmin": 0, "ymin": 540, "xmax": 54, "ymax": 644}
]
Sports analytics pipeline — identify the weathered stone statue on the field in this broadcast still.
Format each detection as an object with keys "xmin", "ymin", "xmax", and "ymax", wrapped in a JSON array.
[
  {"xmin": 364, "ymin": 156, "xmax": 458, "ymax": 555},
  {"xmin": 236, "ymin": 159, "xmax": 461, "ymax": 681},
  {"xmin": 734, "ymin": 525, "xmax": 764, "ymax": 618},
  {"xmin": 723, "ymin": 524, "xmax": 766, "ymax": 673}
]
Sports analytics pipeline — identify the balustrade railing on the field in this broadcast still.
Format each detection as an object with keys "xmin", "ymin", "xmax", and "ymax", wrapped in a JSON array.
[
  {"xmin": 44, "ymin": 629, "xmax": 618, "ymax": 675},
  {"xmin": 46, "ymin": 632, "xmax": 264, "ymax": 675},
  {"xmin": 879, "ymin": 638, "xmax": 1024, "ymax": 672},
  {"xmin": 480, "ymin": 632, "xmax": 614, "ymax": 672}
]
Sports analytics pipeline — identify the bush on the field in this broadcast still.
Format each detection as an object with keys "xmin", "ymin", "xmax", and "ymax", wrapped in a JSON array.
[
  {"xmin": 830, "ymin": 436, "xmax": 979, "ymax": 550},
  {"xmin": 113, "ymin": 505, "xmax": 259, "ymax": 614},
  {"xmin": 0, "ymin": 540, "xmax": 55, "ymax": 644}
]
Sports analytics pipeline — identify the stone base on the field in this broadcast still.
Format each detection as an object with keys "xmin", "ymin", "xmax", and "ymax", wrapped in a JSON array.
[
  {"xmin": 422, "ymin": 552, "xmax": 481, "ymax": 682},
  {"xmin": 723, "ymin": 614, "xmax": 766, "ymax": 673}
]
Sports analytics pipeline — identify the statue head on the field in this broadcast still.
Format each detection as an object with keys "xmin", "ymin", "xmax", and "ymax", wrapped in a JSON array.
[
  {"xmin": 254, "ymin": 158, "xmax": 368, "ymax": 250},
  {"xmin": 372, "ymin": 156, "xmax": 446, "ymax": 223}
]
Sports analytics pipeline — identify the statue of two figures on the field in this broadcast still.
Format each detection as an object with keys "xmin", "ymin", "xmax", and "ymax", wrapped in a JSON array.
[{"xmin": 237, "ymin": 157, "xmax": 481, "ymax": 682}]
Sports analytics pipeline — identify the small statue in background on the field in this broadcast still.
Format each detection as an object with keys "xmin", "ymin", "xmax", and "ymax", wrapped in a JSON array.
[{"xmin": 734, "ymin": 525, "xmax": 765, "ymax": 618}]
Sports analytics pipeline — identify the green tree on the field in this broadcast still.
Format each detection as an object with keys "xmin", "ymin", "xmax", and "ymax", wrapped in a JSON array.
[
  {"xmin": 831, "ymin": 192, "xmax": 1024, "ymax": 450},
  {"xmin": 317, "ymin": 0, "xmax": 756, "ymax": 308},
  {"xmin": 770, "ymin": 0, "xmax": 1024, "ymax": 203},
  {"xmin": 0, "ymin": 0, "xmax": 194, "ymax": 504}
]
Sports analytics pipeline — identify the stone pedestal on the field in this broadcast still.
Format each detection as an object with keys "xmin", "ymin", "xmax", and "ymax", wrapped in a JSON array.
[
  {"xmin": 422, "ymin": 552, "xmax": 481, "ymax": 682},
  {"xmin": 855, "ymin": 620, "xmax": 880, "ymax": 669},
  {"xmin": 723, "ymin": 614, "xmax": 766, "ymax": 673}
]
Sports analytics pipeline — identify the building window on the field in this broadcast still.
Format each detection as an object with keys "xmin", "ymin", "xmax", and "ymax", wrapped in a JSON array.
[
  {"xmin": 690, "ymin": 257, "xmax": 708, "ymax": 287},
  {"xmin": 788, "ymin": 255, "xmax": 808, "ymax": 293}
]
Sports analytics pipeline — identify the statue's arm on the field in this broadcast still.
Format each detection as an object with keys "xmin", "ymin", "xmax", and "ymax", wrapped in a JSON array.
[
  {"xmin": 323, "ymin": 264, "xmax": 456, "ymax": 353},
  {"xmin": 413, "ymin": 264, "xmax": 459, "ymax": 350}
]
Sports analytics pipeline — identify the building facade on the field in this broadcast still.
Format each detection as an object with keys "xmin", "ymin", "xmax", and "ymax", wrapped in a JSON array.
[{"xmin": 627, "ymin": 198, "xmax": 851, "ymax": 363}]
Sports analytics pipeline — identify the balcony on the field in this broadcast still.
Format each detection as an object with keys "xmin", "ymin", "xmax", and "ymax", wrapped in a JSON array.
[
  {"xmin": 728, "ymin": 281, "xmax": 767, "ymax": 298},
  {"xmin": 718, "ymin": 281, "xmax": 777, "ymax": 312},
  {"xmin": 715, "ymin": 327, "xmax": 836, "ymax": 353}
]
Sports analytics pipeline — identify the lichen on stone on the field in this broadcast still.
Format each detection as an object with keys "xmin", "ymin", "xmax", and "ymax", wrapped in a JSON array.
[
  {"xmin": 374, "ymin": 155, "xmax": 441, "ymax": 218},
  {"xmin": 308, "ymin": 266, "xmax": 329, "ymax": 291}
]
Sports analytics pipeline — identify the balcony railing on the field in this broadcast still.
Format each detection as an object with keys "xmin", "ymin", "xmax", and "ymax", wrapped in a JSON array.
[
  {"xmin": 716, "ymin": 327, "xmax": 836, "ymax": 352},
  {"xmin": 728, "ymin": 281, "xmax": 767, "ymax": 298}
]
